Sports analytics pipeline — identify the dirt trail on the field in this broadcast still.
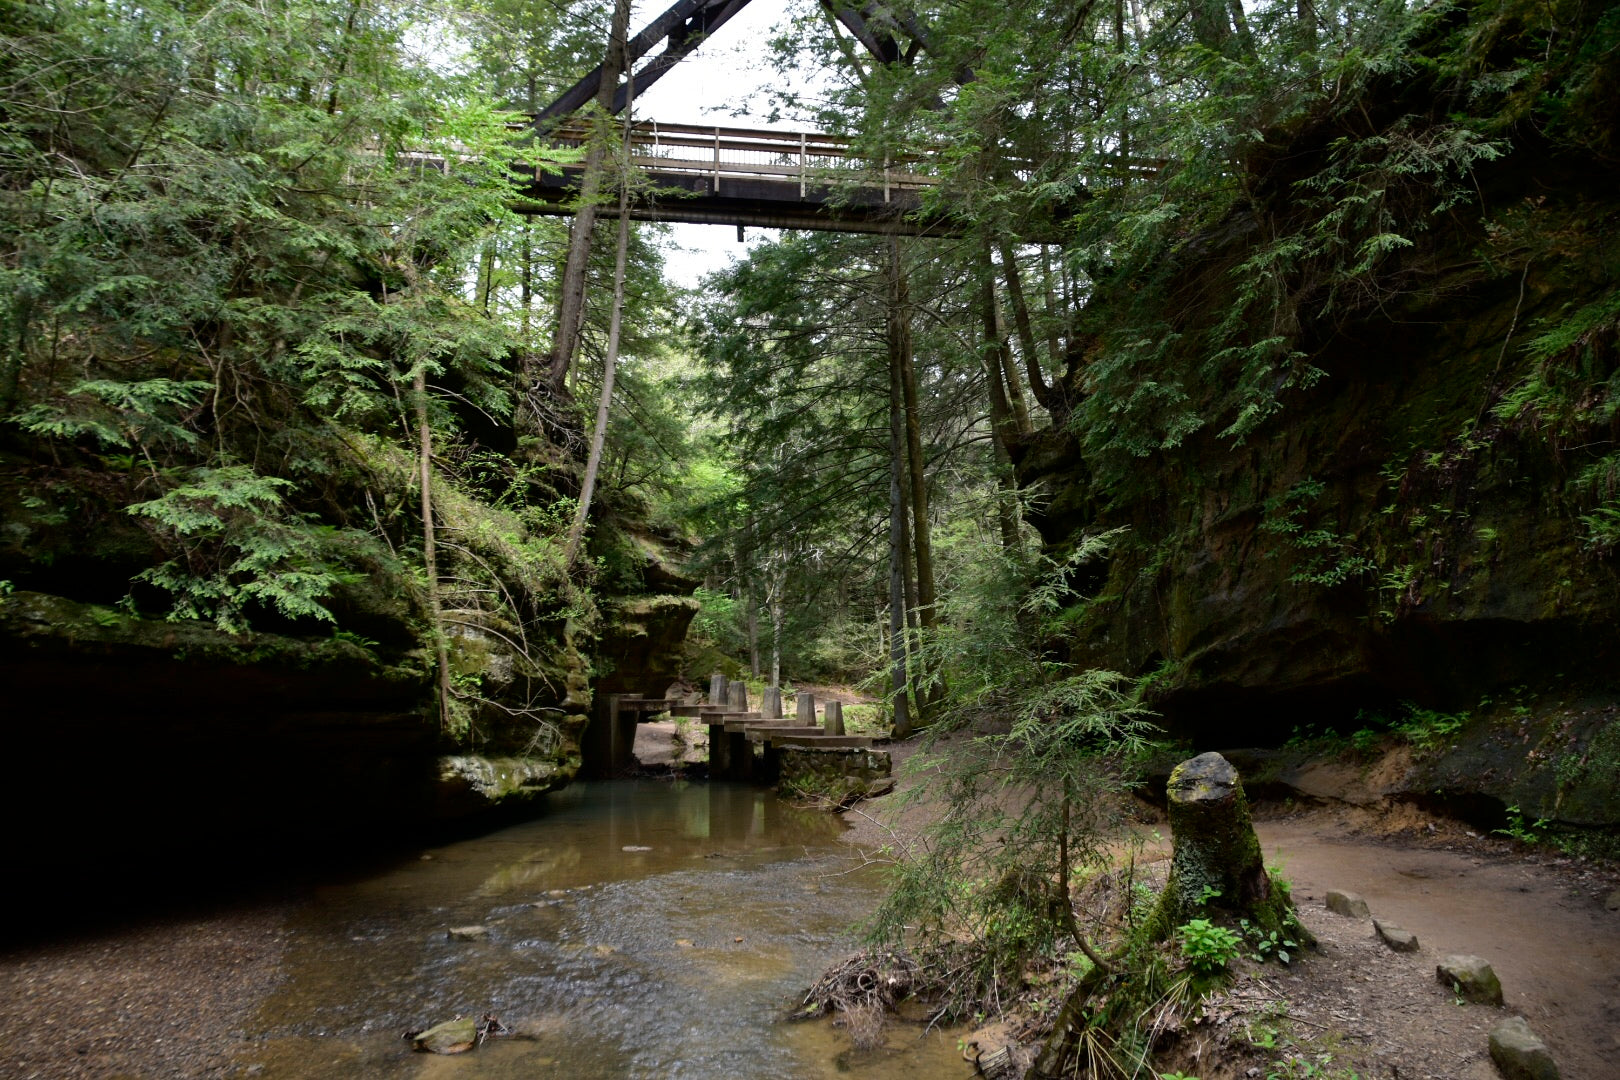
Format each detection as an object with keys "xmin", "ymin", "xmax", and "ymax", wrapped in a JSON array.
[
  {"xmin": 836, "ymin": 735, "xmax": 1620, "ymax": 1080},
  {"xmin": 1253, "ymin": 816, "xmax": 1620, "ymax": 1080}
]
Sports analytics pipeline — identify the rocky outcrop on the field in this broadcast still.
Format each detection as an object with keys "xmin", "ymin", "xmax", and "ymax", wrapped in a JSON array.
[
  {"xmin": 1141, "ymin": 725, "xmax": 1620, "ymax": 834},
  {"xmin": 1014, "ymin": 33, "xmax": 1620, "ymax": 832},
  {"xmin": 435, "ymin": 755, "xmax": 577, "ymax": 817},
  {"xmin": 580, "ymin": 504, "xmax": 700, "ymax": 775},
  {"xmin": 0, "ymin": 587, "xmax": 593, "ymax": 916},
  {"xmin": 776, "ymin": 747, "xmax": 892, "ymax": 803},
  {"xmin": 1018, "ymin": 233, "xmax": 1620, "ymax": 725},
  {"xmin": 0, "ymin": 590, "xmax": 424, "ymax": 905}
]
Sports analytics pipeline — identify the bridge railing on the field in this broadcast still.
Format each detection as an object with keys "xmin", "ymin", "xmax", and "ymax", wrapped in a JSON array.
[{"xmin": 541, "ymin": 120, "xmax": 940, "ymax": 202}]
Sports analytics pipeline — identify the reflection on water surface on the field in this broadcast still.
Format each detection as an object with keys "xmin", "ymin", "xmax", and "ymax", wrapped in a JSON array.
[{"xmin": 239, "ymin": 780, "xmax": 968, "ymax": 1079}]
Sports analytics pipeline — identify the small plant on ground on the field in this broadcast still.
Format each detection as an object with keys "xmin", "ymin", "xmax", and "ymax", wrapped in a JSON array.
[
  {"xmin": 1240, "ymin": 917, "xmax": 1299, "ymax": 964},
  {"xmin": 1493, "ymin": 804, "xmax": 1550, "ymax": 845},
  {"xmin": 1393, "ymin": 704, "xmax": 1469, "ymax": 751},
  {"xmin": 1177, "ymin": 919, "xmax": 1243, "ymax": 974},
  {"xmin": 1350, "ymin": 725, "xmax": 1384, "ymax": 753}
]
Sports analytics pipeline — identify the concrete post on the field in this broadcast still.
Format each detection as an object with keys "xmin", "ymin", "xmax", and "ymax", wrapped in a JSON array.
[
  {"xmin": 796, "ymin": 692, "xmax": 817, "ymax": 727},
  {"xmin": 824, "ymin": 699, "xmax": 845, "ymax": 736},
  {"xmin": 709, "ymin": 672, "xmax": 727, "ymax": 705},
  {"xmin": 762, "ymin": 685, "xmax": 783, "ymax": 719},
  {"xmin": 727, "ymin": 681, "xmax": 749, "ymax": 712}
]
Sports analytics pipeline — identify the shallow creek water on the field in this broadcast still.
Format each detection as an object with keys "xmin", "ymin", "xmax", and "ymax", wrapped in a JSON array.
[{"xmin": 236, "ymin": 780, "xmax": 969, "ymax": 1079}]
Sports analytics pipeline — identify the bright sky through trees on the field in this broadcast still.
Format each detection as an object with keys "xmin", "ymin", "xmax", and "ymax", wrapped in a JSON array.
[{"xmin": 628, "ymin": 0, "xmax": 813, "ymax": 287}]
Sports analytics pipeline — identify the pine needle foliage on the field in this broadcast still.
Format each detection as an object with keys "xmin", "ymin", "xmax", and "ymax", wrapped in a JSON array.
[
  {"xmin": 0, "ymin": 0, "xmax": 625, "ymax": 746},
  {"xmin": 867, "ymin": 528, "xmax": 1157, "ymax": 1016}
]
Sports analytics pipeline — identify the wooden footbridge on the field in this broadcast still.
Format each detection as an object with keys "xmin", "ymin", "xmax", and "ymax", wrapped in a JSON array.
[
  {"xmin": 506, "ymin": 0, "xmax": 1024, "ymax": 237},
  {"xmin": 518, "ymin": 119, "xmax": 949, "ymax": 236},
  {"xmin": 592, "ymin": 675, "xmax": 882, "ymax": 780}
]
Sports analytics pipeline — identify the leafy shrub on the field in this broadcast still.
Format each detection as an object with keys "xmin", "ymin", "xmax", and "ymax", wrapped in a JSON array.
[
  {"xmin": 1177, "ymin": 919, "xmax": 1243, "ymax": 974},
  {"xmin": 1240, "ymin": 917, "xmax": 1298, "ymax": 964}
]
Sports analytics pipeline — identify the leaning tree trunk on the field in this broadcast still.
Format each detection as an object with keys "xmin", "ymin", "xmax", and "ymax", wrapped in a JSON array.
[
  {"xmin": 1030, "ymin": 752, "xmax": 1307, "ymax": 1078},
  {"xmin": 562, "ymin": 64, "xmax": 636, "ymax": 566},
  {"xmin": 542, "ymin": 0, "xmax": 633, "ymax": 396}
]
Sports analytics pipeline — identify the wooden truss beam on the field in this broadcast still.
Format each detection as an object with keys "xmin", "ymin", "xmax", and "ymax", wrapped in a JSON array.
[
  {"xmin": 535, "ymin": 0, "xmax": 939, "ymax": 123},
  {"xmin": 537, "ymin": 0, "xmax": 760, "ymax": 122}
]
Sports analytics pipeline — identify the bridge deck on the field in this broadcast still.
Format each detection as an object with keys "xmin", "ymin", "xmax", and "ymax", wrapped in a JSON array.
[{"xmin": 517, "ymin": 120, "xmax": 954, "ymax": 236}]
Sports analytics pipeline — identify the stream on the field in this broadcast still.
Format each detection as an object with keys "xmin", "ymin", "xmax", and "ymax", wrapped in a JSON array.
[{"xmin": 232, "ymin": 780, "xmax": 969, "ymax": 1079}]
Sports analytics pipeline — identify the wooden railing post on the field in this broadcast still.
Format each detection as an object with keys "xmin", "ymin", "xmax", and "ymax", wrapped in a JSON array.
[
  {"xmin": 799, "ymin": 132, "xmax": 807, "ymax": 198},
  {"xmin": 712, "ymin": 126, "xmax": 720, "ymax": 192}
]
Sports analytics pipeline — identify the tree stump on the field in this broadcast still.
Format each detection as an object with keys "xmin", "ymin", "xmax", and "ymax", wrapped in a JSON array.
[
  {"xmin": 1149, "ymin": 751, "xmax": 1304, "ymax": 938},
  {"xmin": 1032, "ymin": 752, "xmax": 1306, "ymax": 1078}
]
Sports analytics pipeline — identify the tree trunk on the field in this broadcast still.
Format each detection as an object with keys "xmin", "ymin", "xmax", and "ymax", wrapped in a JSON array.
[
  {"xmin": 1297, "ymin": 0, "xmax": 1318, "ymax": 68},
  {"xmin": 519, "ymin": 223, "xmax": 532, "ymax": 337},
  {"xmin": 414, "ymin": 368, "xmax": 454, "ymax": 734},
  {"xmin": 981, "ymin": 252, "xmax": 1025, "ymax": 455},
  {"xmin": 899, "ymin": 491, "xmax": 919, "ymax": 636},
  {"xmin": 890, "ymin": 237, "xmax": 936, "ymax": 638},
  {"xmin": 887, "ymin": 308, "xmax": 912, "ymax": 740},
  {"xmin": 1038, "ymin": 244, "xmax": 1065, "ymax": 368},
  {"xmin": 746, "ymin": 587, "xmax": 761, "ymax": 678},
  {"xmin": 996, "ymin": 237, "xmax": 1060, "ymax": 418},
  {"xmin": 770, "ymin": 589, "xmax": 784, "ymax": 689},
  {"xmin": 982, "ymin": 240, "xmax": 1034, "ymax": 437},
  {"xmin": 475, "ymin": 239, "xmax": 496, "ymax": 318},
  {"xmin": 979, "ymin": 267, "xmax": 1025, "ymax": 549},
  {"xmin": 542, "ymin": 0, "xmax": 632, "ymax": 396},
  {"xmin": 562, "ymin": 65, "xmax": 635, "ymax": 566},
  {"xmin": 1149, "ymin": 751, "xmax": 1305, "ymax": 935}
]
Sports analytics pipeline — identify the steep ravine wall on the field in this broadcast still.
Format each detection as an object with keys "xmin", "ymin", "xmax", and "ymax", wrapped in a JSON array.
[
  {"xmin": 1016, "ymin": 128, "xmax": 1620, "ymax": 834},
  {"xmin": 0, "ymin": 521, "xmax": 698, "ymax": 916}
]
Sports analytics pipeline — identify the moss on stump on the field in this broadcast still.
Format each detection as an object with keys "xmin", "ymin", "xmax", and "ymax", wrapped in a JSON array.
[
  {"xmin": 1033, "ymin": 752, "xmax": 1308, "ymax": 1077},
  {"xmin": 1146, "ymin": 751, "xmax": 1307, "ymax": 942}
]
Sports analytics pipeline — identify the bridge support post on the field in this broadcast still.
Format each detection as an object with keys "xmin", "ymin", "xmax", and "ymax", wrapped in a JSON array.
[
  {"xmin": 795, "ymin": 692, "xmax": 817, "ymax": 727},
  {"xmin": 708, "ymin": 720, "xmax": 731, "ymax": 778},
  {"xmin": 583, "ymin": 693, "xmax": 632, "ymax": 778},
  {"xmin": 824, "ymin": 699, "xmax": 845, "ymax": 736},
  {"xmin": 727, "ymin": 730, "xmax": 755, "ymax": 780}
]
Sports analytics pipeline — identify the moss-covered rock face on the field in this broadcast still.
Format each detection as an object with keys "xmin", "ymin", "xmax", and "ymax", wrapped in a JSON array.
[
  {"xmin": 0, "ymin": 588, "xmax": 428, "ymax": 702},
  {"xmin": 0, "ymin": 588, "xmax": 443, "ymax": 902},
  {"xmin": 435, "ymin": 754, "xmax": 578, "ymax": 817},
  {"xmin": 1014, "ymin": 45, "xmax": 1620, "ymax": 828},
  {"xmin": 576, "ymin": 500, "xmax": 701, "ymax": 775},
  {"xmin": 0, "ymin": 585, "xmax": 591, "ymax": 904}
]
